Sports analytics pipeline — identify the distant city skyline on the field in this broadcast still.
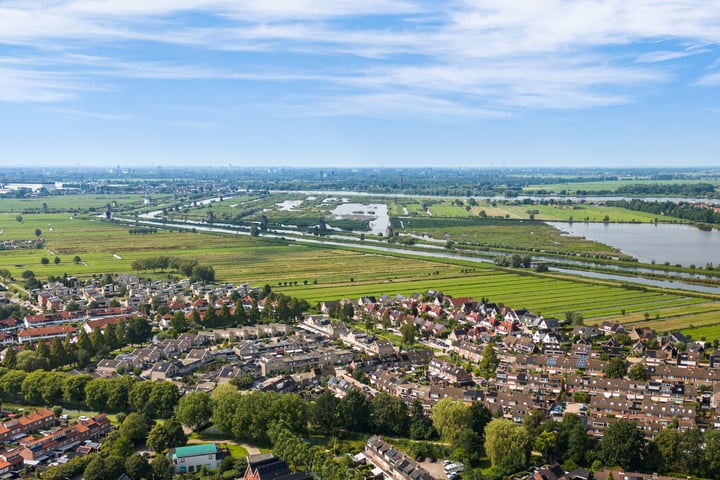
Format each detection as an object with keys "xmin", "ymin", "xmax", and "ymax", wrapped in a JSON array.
[{"xmin": 1, "ymin": 1, "xmax": 719, "ymax": 168}]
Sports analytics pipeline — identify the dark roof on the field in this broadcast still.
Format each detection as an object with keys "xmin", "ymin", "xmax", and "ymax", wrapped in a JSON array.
[{"xmin": 247, "ymin": 454, "xmax": 311, "ymax": 480}]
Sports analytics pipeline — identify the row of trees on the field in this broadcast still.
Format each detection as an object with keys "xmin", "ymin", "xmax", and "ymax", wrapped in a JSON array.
[
  {"xmin": 0, "ymin": 369, "xmax": 180, "ymax": 418},
  {"xmin": 2, "ymin": 319, "xmax": 151, "ymax": 372},
  {"xmin": 130, "ymin": 256, "xmax": 215, "ymax": 282},
  {"xmin": 172, "ymin": 381, "xmax": 720, "ymax": 480},
  {"xmin": 611, "ymin": 199, "xmax": 720, "ymax": 224},
  {"xmin": 494, "ymin": 254, "xmax": 532, "ymax": 268},
  {"xmin": 171, "ymin": 293, "xmax": 308, "ymax": 333}
]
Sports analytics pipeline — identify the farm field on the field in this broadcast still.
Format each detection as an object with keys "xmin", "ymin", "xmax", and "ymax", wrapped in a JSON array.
[
  {"xmin": 497, "ymin": 203, "xmax": 686, "ymax": 223},
  {"xmin": 4, "ymin": 206, "xmax": 720, "ymax": 339},
  {"xmin": 0, "ymin": 193, "xmax": 175, "ymax": 213},
  {"xmin": 275, "ymin": 268, "xmax": 710, "ymax": 323},
  {"xmin": 522, "ymin": 178, "xmax": 720, "ymax": 194}
]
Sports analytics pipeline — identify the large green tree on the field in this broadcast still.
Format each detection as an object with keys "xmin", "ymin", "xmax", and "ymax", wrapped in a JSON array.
[
  {"xmin": 431, "ymin": 398, "xmax": 472, "ymax": 444},
  {"xmin": 147, "ymin": 419, "xmax": 187, "ymax": 453},
  {"xmin": 605, "ymin": 357, "xmax": 627, "ymax": 379},
  {"xmin": 484, "ymin": 418, "xmax": 531, "ymax": 473},
  {"xmin": 338, "ymin": 389, "xmax": 372, "ymax": 433},
  {"xmin": 310, "ymin": 390, "xmax": 341, "ymax": 436},
  {"xmin": 125, "ymin": 454, "xmax": 151, "ymax": 480},
  {"xmin": 175, "ymin": 391, "xmax": 213, "ymax": 432},
  {"xmin": 627, "ymin": 362, "xmax": 649, "ymax": 381},
  {"xmin": 371, "ymin": 393, "xmax": 409, "ymax": 436},
  {"xmin": 677, "ymin": 428, "xmax": 704, "ymax": 475},
  {"xmin": 409, "ymin": 399, "xmax": 435, "ymax": 440},
  {"xmin": 704, "ymin": 429, "xmax": 720, "ymax": 479},
  {"xmin": 599, "ymin": 420, "xmax": 644, "ymax": 470},
  {"xmin": 653, "ymin": 427, "xmax": 679, "ymax": 472},
  {"xmin": 479, "ymin": 345, "xmax": 499, "ymax": 378},
  {"xmin": 120, "ymin": 412, "xmax": 150, "ymax": 444}
]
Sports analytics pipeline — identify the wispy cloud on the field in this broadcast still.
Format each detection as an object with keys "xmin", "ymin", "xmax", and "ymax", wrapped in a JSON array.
[
  {"xmin": 51, "ymin": 108, "xmax": 131, "ymax": 121},
  {"xmin": 1, "ymin": 0, "xmax": 720, "ymax": 115}
]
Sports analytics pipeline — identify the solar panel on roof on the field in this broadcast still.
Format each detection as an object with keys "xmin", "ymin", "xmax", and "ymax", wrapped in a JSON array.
[
  {"xmin": 547, "ymin": 357, "xmax": 557, "ymax": 366},
  {"xmin": 577, "ymin": 359, "xmax": 587, "ymax": 369}
]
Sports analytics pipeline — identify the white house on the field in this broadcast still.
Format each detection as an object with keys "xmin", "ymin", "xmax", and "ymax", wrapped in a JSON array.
[{"xmin": 169, "ymin": 444, "xmax": 224, "ymax": 473}]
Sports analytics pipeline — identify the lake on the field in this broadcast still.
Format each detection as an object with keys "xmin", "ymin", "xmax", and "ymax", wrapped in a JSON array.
[{"xmin": 548, "ymin": 222, "xmax": 720, "ymax": 267}]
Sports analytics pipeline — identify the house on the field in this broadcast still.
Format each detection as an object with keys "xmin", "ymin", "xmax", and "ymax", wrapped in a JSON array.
[
  {"xmin": 18, "ymin": 414, "xmax": 111, "ymax": 462},
  {"xmin": 0, "ymin": 408, "xmax": 56, "ymax": 443},
  {"xmin": 242, "ymin": 453, "xmax": 311, "ymax": 480},
  {"xmin": 599, "ymin": 321, "xmax": 626, "ymax": 336},
  {"xmin": 17, "ymin": 325, "xmax": 76, "ymax": 343},
  {"xmin": 367, "ymin": 339, "xmax": 395, "ymax": 358},
  {"xmin": 168, "ymin": 444, "xmax": 226, "ymax": 474},
  {"xmin": 150, "ymin": 361, "xmax": 181, "ymax": 381},
  {"xmin": 364, "ymin": 436, "xmax": 435, "ymax": 480}
]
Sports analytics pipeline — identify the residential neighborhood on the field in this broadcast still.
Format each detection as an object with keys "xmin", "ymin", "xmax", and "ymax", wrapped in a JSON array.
[{"xmin": 0, "ymin": 272, "xmax": 718, "ymax": 480}]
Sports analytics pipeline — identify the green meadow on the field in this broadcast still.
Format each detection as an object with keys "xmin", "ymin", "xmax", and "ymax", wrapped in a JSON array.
[
  {"xmin": 523, "ymin": 178, "xmax": 720, "ymax": 194},
  {"xmin": 3, "ymin": 196, "xmax": 719, "ymax": 337}
]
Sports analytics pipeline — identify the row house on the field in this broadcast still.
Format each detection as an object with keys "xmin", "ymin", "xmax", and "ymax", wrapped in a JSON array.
[
  {"xmin": 300, "ymin": 316, "xmax": 349, "ymax": 340},
  {"xmin": 364, "ymin": 436, "xmax": 435, "ymax": 480},
  {"xmin": 23, "ymin": 311, "xmax": 84, "ymax": 329},
  {"xmin": 588, "ymin": 396, "xmax": 695, "ymax": 439},
  {"xmin": 483, "ymin": 390, "xmax": 547, "ymax": 423},
  {"xmin": 427, "ymin": 359, "xmax": 473, "ymax": 386},
  {"xmin": 199, "ymin": 323, "xmax": 289, "ymax": 341},
  {"xmin": 0, "ymin": 409, "xmax": 56, "ymax": 443},
  {"xmin": 503, "ymin": 334, "xmax": 538, "ymax": 354},
  {"xmin": 17, "ymin": 325, "xmax": 76, "ymax": 344},
  {"xmin": 0, "ymin": 318, "xmax": 19, "ymax": 332},
  {"xmin": 454, "ymin": 341, "xmax": 485, "ymax": 362},
  {"xmin": 352, "ymin": 349, "xmax": 433, "ymax": 372},
  {"xmin": 371, "ymin": 371, "xmax": 474, "ymax": 411},
  {"xmin": 499, "ymin": 373, "xmax": 563, "ymax": 397},
  {"xmin": 18, "ymin": 414, "xmax": 112, "ymax": 462},
  {"xmin": 594, "ymin": 470, "xmax": 689, "ymax": 480},
  {"xmin": 515, "ymin": 354, "xmax": 607, "ymax": 377},
  {"xmin": 649, "ymin": 363, "xmax": 720, "ymax": 386},
  {"xmin": 82, "ymin": 315, "xmax": 134, "ymax": 335},
  {"xmin": 0, "ymin": 448, "xmax": 24, "ymax": 474},
  {"xmin": 259, "ymin": 348, "xmax": 354, "ymax": 376}
]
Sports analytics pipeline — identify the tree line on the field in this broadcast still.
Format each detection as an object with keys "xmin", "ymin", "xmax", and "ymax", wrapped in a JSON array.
[
  {"xmin": 611, "ymin": 199, "xmax": 720, "ymax": 224},
  {"xmin": 130, "ymin": 256, "xmax": 216, "ymax": 282}
]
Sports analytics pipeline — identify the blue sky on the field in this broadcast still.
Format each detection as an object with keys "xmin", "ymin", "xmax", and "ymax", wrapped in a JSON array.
[{"xmin": 1, "ymin": 0, "xmax": 719, "ymax": 169}]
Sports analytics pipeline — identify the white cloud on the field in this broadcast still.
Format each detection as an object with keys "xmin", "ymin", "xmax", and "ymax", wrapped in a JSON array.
[
  {"xmin": 0, "ymin": 66, "xmax": 78, "ymax": 102},
  {"xmin": 1, "ymin": 0, "xmax": 720, "ymax": 114},
  {"xmin": 51, "ymin": 108, "xmax": 131, "ymax": 121},
  {"xmin": 695, "ymin": 72, "xmax": 720, "ymax": 87}
]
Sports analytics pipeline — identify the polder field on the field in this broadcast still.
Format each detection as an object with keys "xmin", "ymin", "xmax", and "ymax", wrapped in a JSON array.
[
  {"xmin": 522, "ymin": 178, "xmax": 720, "ymax": 195},
  {"xmin": 2, "ymin": 194, "xmax": 720, "ymax": 341},
  {"xmin": 0, "ymin": 193, "xmax": 175, "ymax": 214},
  {"xmin": 393, "ymin": 216, "xmax": 626, "ymax": 257}
]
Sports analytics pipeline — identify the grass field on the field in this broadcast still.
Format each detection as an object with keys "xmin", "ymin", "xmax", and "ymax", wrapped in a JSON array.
[
  {"xmin": 0, "ymin": 193, "xmax": 175, "ymax": 213},
  {"xmin": 3, "ymin": 207, "xmax": 719, "ymax": 337},
  {"xmin": 496, "ymin": 203, "xmax": 685, "ymax": 223},
  {"xmin": 394, "ymin": 217, "xmax": 623, "ymax": 256},
  {"xmin": 522, "ymin": 178, "xmax": 720, "ymax": 194}
]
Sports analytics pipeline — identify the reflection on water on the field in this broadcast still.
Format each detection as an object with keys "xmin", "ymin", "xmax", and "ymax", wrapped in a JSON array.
[{"xmin": 548, "ymin": 222, "xmax": 720, "ymax": 267}]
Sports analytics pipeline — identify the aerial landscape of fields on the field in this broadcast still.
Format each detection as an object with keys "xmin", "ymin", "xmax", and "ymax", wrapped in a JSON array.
[
  {"xmin": 4, "ymin": 2, "xmax": 720, "ymax": 480},
  {"xmin": 1, "ymin": 167, "xmax": 720, "ymax": 480}
]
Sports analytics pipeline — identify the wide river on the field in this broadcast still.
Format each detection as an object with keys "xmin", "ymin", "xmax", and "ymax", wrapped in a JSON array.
[{"xmin": 548, "ymin": 222, "xmax": 720, "ymax": 267}]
